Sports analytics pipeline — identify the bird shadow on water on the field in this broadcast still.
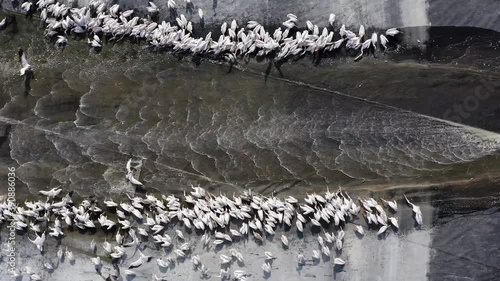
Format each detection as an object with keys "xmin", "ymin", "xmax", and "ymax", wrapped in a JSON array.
[{"xmin": 185, "ymin": 2, "xmax": 194, "ymax": 15}]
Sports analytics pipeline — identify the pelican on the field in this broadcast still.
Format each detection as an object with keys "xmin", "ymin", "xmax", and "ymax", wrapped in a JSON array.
[
  {"xmin": 264, "ymin": 251, "xmax": 275, "ymax": 260},
  {"xmin": 127, "ymin": 171, "xmax": 143, "ymax": 186},
  {"xmin": 328, "ymin": 14, "xmax": 335, "ymax": 26},
  {"xmin": 39, "ymin": 188, "xmax": 61, "ymax": 198},
  {"xmin": 129, "ymin": 252, "xmax": 152, "ymax": 268},
  {"xmin": 198, "ymin": 9, "xmax": 203, "ymax": 19},
  {"xmin": 66, "ymin": 247, "xmax": 75, "ymax": 262},
  {"xmin": 90, "ymin": 239, "xmax": 96, "ymax": 252},
  {"xmin": 28, "ymin": 232, "xmax": 45, "ymax": 252},
  {"xmin": 91, "ymin": 256, "xmax": 102, "ymax": 266},
  {"xmin": 404, "ymin": 194, "xmax": 423, "ymax": 225},
  {"xmin": 381, "ymin": 198, "xmax": 398, "ymax": 212},
  {"xmin": 281, "ymin": 234, "xmax": 289, "ymax": 247},
  {"xmin": 147, "ymin": 2, "xmax": 159, "ymax": 14},
  {"xmin": 312, "ymin": 250, "xmax": 320, "ymax": 260},
  {"xmin": 380, "ymin": 34, "xmax": 389, "ymax": 50},
  {"xmin": 167, "ymin": 0, "xmax": 177, "ymax": 9},
  {"xmin": 176, "ymin": 229, "xmax": 185, "ymax": 239},
  {"xmin": 261, "ymin": 262, "xmax": 271, "ymax": 274},
  {"xmin": 297, "ymin": 254, "xmax": 305, "ymax": 265},
  {"xmin": 389, "ymin": 217, "xmax": 399, "ymax": 229},
  {"xmin": 57, "ymin": 247, "xmax": 63, "ymax": 260},
  {"xmin": 358, "ymin": 25, "xmax": 365, "ymax": 38},
  {"xmin": 220, "ymin": 254, "xmax": 231, "ymax": 265},
  {"xmin": 377, "ymin": 225, "xmax": 388, "ymax": 236},
  {"xmin": 355, "ymin": 225, "xmax": 364, "ymax": 235},
  {"xmin": 0, "ymin": 18, "xmax": 6, "ymax": 29},
  {"xmin": 386, "ymin": 28, "xmax": 401, "ymax": 36},
  {"xmin": 30, "ymin": 274, "xmax": 42, "ymax": 281},
  {"xmin": 56, "ymin": 36, "xmax": 67, "ymax": 47},
  {"xmin": 88, "ymin": 35, "xmax": 102, "ymax": 49}
]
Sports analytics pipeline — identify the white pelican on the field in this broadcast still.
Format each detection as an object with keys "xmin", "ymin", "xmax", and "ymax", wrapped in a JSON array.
[
  {"xmin": 281, "ymin": 234, "xmax": 289, "ymax": 247},
  {"xmin": 329, "ymin": 14, "xmax": 335, "ymax": 26},
  {"xmin": 261, "ymin": 262, "xmax": 271, "ymax": 274},
  {"xmin": 382, "ymin": 198, "xmax": 398, "ymax": 212},
  {"xmin": 404, "ymin": 194, "xmax": 423, "ymax": 225},
  {"xmin": 28, "ymin": 232, "xmax": 45, "ymax": 252},
  {"xmin": 198, "ymin": 9, "xmax": 203, "ymax": 19},
  {"xmin": 386, "ymin": 28, "xmax": 400, "ymax": 36},
  {"xmin": 355, "ymin": 225, "xmax": 364, "ymax": 235}
]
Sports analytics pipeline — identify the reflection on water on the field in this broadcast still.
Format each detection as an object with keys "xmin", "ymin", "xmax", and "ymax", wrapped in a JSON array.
[{"xmin": 0, "ymin": 13, "xmax": 500, "ymax": 198}]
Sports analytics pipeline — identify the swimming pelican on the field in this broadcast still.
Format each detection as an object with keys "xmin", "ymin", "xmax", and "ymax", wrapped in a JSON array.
[
  {"xmin": 28, "ymin": 232, "xmax": 45, "ymax": 252},
  {"xmin": 355, "ymin": 225, "xmax": 364, "ymax": 235},
  {"xmin": 381, "ymin": 198, "xmax": 398, "ymax": 212},
  {"xmin": 56, "ymin": 36, "xmax": 67, "ymax": 47},
  {"xmin": 404, "ymin": 194, "xmax": 422, "ymax": 225},
  {"xmin": 334, "ymin": 257, "xmax": 345, "ymax": 265},
  {"xmin": 261, "ymin": 262, "xmax": 271, "ymax": 274},
  {"xmin": 386, "ymin": 28, "xmax": 400, "ymax": 36},
  {"xmin": 147, "ymin": 2, "xmax": 159, "ymax": 14},
  {"xmin": 328, "ymin": 14, "xmax": 335, "ymax": 26},
  {"xmin": 281, "ymin": 234, "xmax": 289, "ymax": 247}
]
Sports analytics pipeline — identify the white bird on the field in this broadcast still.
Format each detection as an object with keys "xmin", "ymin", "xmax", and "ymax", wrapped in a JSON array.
[
  {"xmin": 28, "ymin": 232, "xmax": 45, "ymax": 252},
  {"xmin": 382, "ymin": 198, "xmax": 398, "ymax": 212},
  {"xmin": 124, "ymin": 269, "xmax": 136, "ymax": 277},
  {"xmin": 297, "ymin": 254, "xmax": 305, "ymax": 265},
  {"xmin": 264, "ymin": 251, "xmax": 275, "ymax": 260},
  {"xmin": 389, "ymin": 217, "xmax": 399, "ymax": 229},
  {"xmin": 358, "ymin": 25, "xmax": 365, "ymax": 38},
  {"xmin": 198, "ymin": 9, "xmax": 203, "ymax": 19},
  {"xmin": 312, "ymin": 250, "xmax": 320, "ymax": 260},
  {"xmin": 334, "ymin": 258, "xmax": 346, "ymax": 265},
  {"xmin": 56, "ymin": 36, "xmax": 67, "ymax": 47},
  {"xmin": 0, "ymin": 18, "xmax": 6, "ymax": 29},
  {"xmin": 90, "ymin": 239, "xmax": 96, "ymax": 252},
  {"xmin": 355, "ymin": 225, "xmax": 364, "ymax": 235},
  {"xmin": 30, "ymin": 274, "xmax": 42, "ymax": 281},
  {"xmin": 39, "ymin": 188, "xmax": 61, "ymax": 198},
  {"xmin": 386, "ymin": 28, "xmax": 401, "ymax": 36},
  {"xmin": 281, "ymin": 234, "xmax": 289, "ymax": 247},
  {"xmin": 147, "ymin": 2, "xmax": 159, "ymax": 14},
  {"xmin": 88, "ymin": 35, "xmax": 102, "ymax": 49},
  {"xmin": 91, "ymin": 256, "xmax": 102, "ymax": 266},
  {"xmin": 404, "ymin": 194, "xmax": 423, "ymax": 225},
  {"xmin": 66, "ymin": 247, "xmax": 75, "ymax": 262},
  {"xmin": 220, "ymin": 254, "xmax": 231, "ymax": 265},
  {"xmin": 377, "ymin": 225, "xmax": 388, "ymax": 236},
  {"xmin": 57, "ymin": 247, "xmax": 63, "ymax": 260},
  {"xmin": 176, "ymin": 229, "xmax": 185, "ymax": 239},
  {"xmin": 127, "ymin": 171, "xmax": 143, "ymax": 185},
  {"xmin": 261, "ymin": 262, "xmax": 271, "ymax": 274},
  {"xmin": 380, "ymin": 34, "xmax": 389, "ymax": 50},
  {"xmin": 328, "ymin": 14, "xmax": 335, "ymax": 26}
]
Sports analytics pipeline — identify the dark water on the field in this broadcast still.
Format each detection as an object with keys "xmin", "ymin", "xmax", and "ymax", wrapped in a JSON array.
[{"xmin": 1, "ymin": 13, "xmax": 500, "ymax": 198}]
